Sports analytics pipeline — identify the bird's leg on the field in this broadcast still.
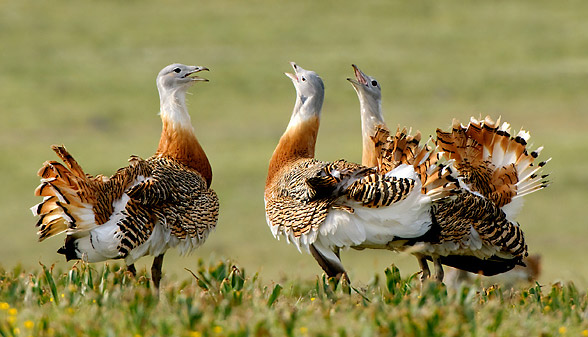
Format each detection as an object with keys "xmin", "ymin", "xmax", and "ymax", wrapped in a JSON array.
[
  {"xmin": 416, "ymin": 254, "xmax": 431, "ymax": 282},
  {"xmin": 127, "ymin": 264, "xmax": 137, "ymax": 277},
  {"xmin": 310, "ymin": 244, "xmax": 348, "ymax": 282},
  {"xmin": 433, "ymin": 257, "xmax": 444, "ymax": 282},
  {"xmin": 151, "ymin": 254, "xmax": 165, "ymax": 289}
]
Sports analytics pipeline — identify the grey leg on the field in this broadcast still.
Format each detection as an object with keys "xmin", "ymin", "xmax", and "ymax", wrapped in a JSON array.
[
  {"xmin": 433, "ymin": 257, "xmax": 444, "ymax": 282},
  {"xmin": 310, "ymin": 244, "xmax": 348, "ymax": 281},
  {"xmin": 416, "ymin": 254, "xmax": 431, "ymax": 282},
  {"xmin": 151, "ymin": 254, "xmax": 165, "ymax": 289}
]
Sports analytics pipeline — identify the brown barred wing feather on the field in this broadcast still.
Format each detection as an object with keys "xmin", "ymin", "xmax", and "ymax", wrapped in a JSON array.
[
  {"xmin": 431, "ymin": 192, "xmax": 528, "ymax": 267},
  {"xmin": 265, "ymin": 195, "xmax": 331, "ymax": 239},
  {"xmin": 374, "ymin": 126, "xmax": 458, "ymax": 200},
  {"xmin": 265, "ymin": 159, "xmax": 336, "ymax": 241},
  {"xmin": 348, "ymin": 173, "xmax": 415, "ymax": 208},
  {"xmin": 128, "ymin": 157, "xmax": 219, "ymax": 240}
]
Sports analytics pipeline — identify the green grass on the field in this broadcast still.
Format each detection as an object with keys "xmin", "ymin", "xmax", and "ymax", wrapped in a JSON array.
[
  {"xmin": 1, "ymin": 261, "xmax": 587, "ymax": 336},
  {"xmin": 1, "ymin": 0, "xmax": 588, "ymax": 300}
]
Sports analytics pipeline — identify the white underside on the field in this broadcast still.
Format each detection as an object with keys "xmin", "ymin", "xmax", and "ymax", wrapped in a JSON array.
[
  {"xmin": 72, "ymin": 193, "xmax": 134, "ymax": 263},
  {"xmin": 69, "ymin": 175, "xmax": 207, "ymax": 264},
  {"xmin": 267, "ymin": 164, "xmax": 434, "ymax": 256},
  {"xmin": 125, "ymin": 220, "xmax": 208, "ymax": 265}
]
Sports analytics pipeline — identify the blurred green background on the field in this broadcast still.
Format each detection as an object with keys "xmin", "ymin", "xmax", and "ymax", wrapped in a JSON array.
[{"xmin": 1, "ymin": 0, "xmax": 587, "ymax": 286}]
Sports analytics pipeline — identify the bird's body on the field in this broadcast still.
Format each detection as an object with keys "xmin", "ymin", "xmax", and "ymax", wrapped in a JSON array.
[
  {"xmin": 264, "ymin": 63, "xmax": 453, "ymax": 278},
  {"xmin": 32, "ymin": 64, "xmax": 218, "ymax": 288},
  {"xmin": 349, "ymin": 64, "xmax": 549, "ymax": 281}
]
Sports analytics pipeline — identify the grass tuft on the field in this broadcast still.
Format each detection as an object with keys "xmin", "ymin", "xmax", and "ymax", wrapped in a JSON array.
[{"xmin": 2, "ymin": 260, "xmax": 587, "ymax": 336}]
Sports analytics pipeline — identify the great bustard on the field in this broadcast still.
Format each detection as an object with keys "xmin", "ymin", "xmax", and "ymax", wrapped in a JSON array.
[
  {"xmin": 32, "ymin": 64, "xmax": 219, "ymax": 289},
  {"xmin": 349, "ymin": 64, "xmax": 549, "ymax": 281}
]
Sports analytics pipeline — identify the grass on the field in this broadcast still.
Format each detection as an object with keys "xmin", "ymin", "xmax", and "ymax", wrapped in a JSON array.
[
  {"xmin": 1, "ymin": 0, "xmax": 588, "ymax": 318},
  {"xmin": 1, "ymin": 261, "xmax": 587, "ymax": 336}
]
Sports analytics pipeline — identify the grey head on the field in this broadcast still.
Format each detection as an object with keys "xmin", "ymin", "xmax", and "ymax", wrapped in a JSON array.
[
  {"xmin": 285, "ymin": 62, "xmax": 325, "ymax": 120},
  {"xmin": 347, "ymin": 64, "xmax": 381, "ymax": 103},
  {"xmin": 347, "ymin": 64, "xmax": 385, "ymax": 132},
  {"xmin": 156, "ymin": 63, "xmax": 209, "ymax": 97}
]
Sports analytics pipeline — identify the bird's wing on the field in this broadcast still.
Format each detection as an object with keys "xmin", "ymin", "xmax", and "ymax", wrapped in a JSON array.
[
  {"xmin": 430, "ymin": 191, "xmax": 527, "ymax": 262},
  {"xmin": 126, "ymin": 156, "xmax": 219, "ymax": 241},
  {"xmin": 265, "ymin": 159, "xmax": 336, "ymax": 241},
  {"xmin": 347, "ymin": 172, "xmax": 415, "ymax": 207}
]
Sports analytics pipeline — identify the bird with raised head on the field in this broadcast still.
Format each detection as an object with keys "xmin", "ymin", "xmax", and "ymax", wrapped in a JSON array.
[
  {"xmin": 348, "ymin": 64, "xmax": 550, "ymax": 282},
  {"xmin": 31, "ymin": 63, "xmax": 219, "ymax": 289}
]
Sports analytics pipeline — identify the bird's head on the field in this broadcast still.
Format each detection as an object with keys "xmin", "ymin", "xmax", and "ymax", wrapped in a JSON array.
[
  {"xmin": 285, "ymin": 62, "xmax": 324, "ymax": 120},
  {"xmin": 156, "ymin": 63, "xmax": 209, "ymax": 96},
  {"xmin": 347, "ymin": 64, "xmax": 381, "ymax": 102}
]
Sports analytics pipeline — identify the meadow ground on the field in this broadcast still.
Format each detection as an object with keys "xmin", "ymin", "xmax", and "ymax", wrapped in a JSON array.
[
  {"xmin": 1, "ymin": 261, "xmax": 588, "ymax": 336},
  {"xmin": 1, "ymin": 0, "xmax": 587, "ymax": 328}
]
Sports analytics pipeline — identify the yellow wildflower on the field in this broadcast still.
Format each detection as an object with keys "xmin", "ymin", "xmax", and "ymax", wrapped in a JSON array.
[
  {"xmin": 190, "ymin": 332, "xmax": 202, "ymax": 337},
  {"xmin": 310, "ymin": 297, "xmax": 316, "ymax": 302},
  {"xmin": 13, "ymin": 328, "xmax": 20, "ymax": 335},
  {"xmin": 300, "ymin": 326, "xmax": 308, "ymax": 334},
  {"xmin": 0, "ymin": 302, "xmax": 9, "ymax": 310},
  {"xmin": 24, "ymin": 321, "xmax": 34, "ymax": 329},
  {"xmin": 558, "ymin": 326, "xmax": 567, "ymax": 334},
  {"xmin": 581, "ymin": 330, "xmax": 588, "ymax": 337},
  {"xmin": 213, "ymin": 326, "xmax": 223, "ymax": 334},
  {"xmin": 9, "ymin": 308, "xmax": 17, "ymax": 316}
]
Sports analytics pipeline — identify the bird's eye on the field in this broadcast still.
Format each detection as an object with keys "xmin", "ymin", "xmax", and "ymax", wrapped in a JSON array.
[
  {"xmin": 301, "ymin": 76, "xmax": 306, "ymax": 82},
  {"xmin": 173, "ymin": 68, "xmax": 181, "ymax": 73},
  {"xmin": 371, "ymin": 80, "xmax": 378, "ymax": 86}
]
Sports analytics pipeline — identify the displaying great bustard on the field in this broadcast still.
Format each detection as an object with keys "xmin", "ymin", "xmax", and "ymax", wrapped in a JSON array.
[
  {"xmin": 349, "ymin": 64, "xmax": 549, "ymax": 281},
  {"xmin": 32, "ymin": 64, "xmax": 219, "ymax": 289}
]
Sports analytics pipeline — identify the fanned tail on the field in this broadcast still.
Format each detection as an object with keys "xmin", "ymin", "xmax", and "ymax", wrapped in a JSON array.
[
  {"xmin": 373, "ymin": 126, "xmax": 458, "ymax": 200},
  {"xmin": 31, "ymin": 145, "xmax": 98, "ymax": 242},
  {"xmin": 436, "ymin": 116, "xmax": 550, "ymax": 209}
]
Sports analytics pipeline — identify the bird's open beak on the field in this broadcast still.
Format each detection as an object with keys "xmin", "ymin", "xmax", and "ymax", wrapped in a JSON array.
[
  {"xmin": 347, "ymin": 64, "xmax": 368, "ymax": 86},
  {"xmin": 285, "ymin": 62, "xmax": 299, "ymax": 82},
  {"xmin": 185, "ymin": 66, "xmax": 210, "ymax": 82}
]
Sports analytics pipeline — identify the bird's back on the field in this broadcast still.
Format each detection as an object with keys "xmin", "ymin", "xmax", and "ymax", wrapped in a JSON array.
[{"xmin": 120, "ymin": 155, "xmax": 219, "ymax": 262}]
